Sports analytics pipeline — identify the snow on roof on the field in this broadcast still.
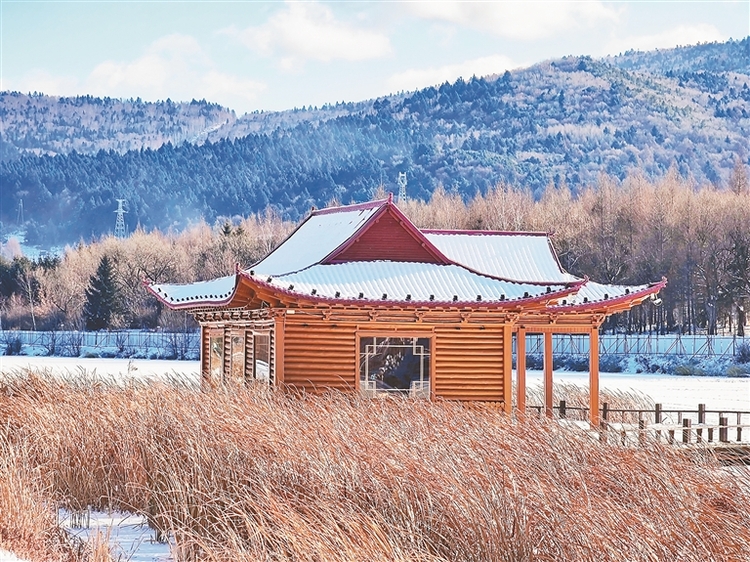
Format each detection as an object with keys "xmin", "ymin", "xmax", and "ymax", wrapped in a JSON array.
[
  {"xmin": 149, "ymin": 275, "xmax": 237, "ymax": 307},
  {"xmin": 250, "ymin": 201, "xmax": 385, "ymax": 276},
  {"xmin": 554, "ymin": 281, "xmax": 652, "ymax": 307},
  {"xmin": 265, "ymin": 261, "xmax": 572, "ymax": 305},
  {"xmin": 423, "ymin": 230, "xmax": 577, "ymax": 283}
]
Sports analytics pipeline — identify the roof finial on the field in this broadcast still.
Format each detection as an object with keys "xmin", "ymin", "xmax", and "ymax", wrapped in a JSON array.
[{"xmin": 388, "ymin": 192, "xmax": 393, "ymax": 203}]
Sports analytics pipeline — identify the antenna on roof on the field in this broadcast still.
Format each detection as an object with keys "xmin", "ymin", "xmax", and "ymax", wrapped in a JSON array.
[
  {"xmin": 397, "ymin": 172, "xmax": 407, "ymax": 204},
  {"xmin": 114, "ymin": 199, "xmax": 127, "ymax": 239}
]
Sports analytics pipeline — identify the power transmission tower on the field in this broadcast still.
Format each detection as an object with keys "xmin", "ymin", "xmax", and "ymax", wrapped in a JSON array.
[
  {"xmin": 397, "ymin": 172, "xmax": 407, "ymax": 204},
  {"xmin": 114, "ymin": 199, "xmax": 127, "ymax": 239}
]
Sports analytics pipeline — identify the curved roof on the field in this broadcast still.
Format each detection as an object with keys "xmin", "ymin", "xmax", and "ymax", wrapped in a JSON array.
[
  {"xmin": 147, "ymin": 275, "xmax": 237, "ymax": 308},
  {"xmin": 423, "ymin": 230, "xmax": 575, "ymax": 283},
  {"xmin": 260, "ymin": 261, "xmax": 575, "ymax": 306},
  {"xmin": 146, "ymin": 198, "xmax": 666, "ymax": 315}
]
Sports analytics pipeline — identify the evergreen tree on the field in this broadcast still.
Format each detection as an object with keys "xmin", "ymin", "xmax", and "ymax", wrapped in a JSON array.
[{"xmin": 83, "ymin": 255, "xmax": 122, "ymax": 330}]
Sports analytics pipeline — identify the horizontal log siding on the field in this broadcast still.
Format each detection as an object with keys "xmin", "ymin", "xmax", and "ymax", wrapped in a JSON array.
[
  {"xmin": 434, "ymin": 326, "xmax": 505, "ymax": 401},
  {"xmin": 283, "ymin": 317, "xmax": 357, "ymax": 392}
]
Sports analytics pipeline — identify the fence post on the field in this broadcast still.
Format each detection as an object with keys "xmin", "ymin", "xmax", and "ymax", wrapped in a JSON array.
[
  {"xmin": 738, "ymin": 413, "xmax": 743, "ymax": 443},
  {"xmin": 682, "ymin": 419, "xmax": 692, "ymax": 444},
  {"xmin": 697, "ymin": 403, "xmax": 705, "ymax": 443},
  {"xmin": 719, "ymin": 417, "xmax": 729, "ymax": 443},
  {"xmin": 598, "ymin": 402, "xmax": 609, "ymax": 443},
  {"xmin": 559, "ymin": 400, "xmax": 566, "ymax": 419},
  {"xmin": 654, "ymin": 403, "xmax": 662, "ymax": 441},
  {"xmin": 638, "ymin": 419, "xmax": 646, "ymax": 446}
]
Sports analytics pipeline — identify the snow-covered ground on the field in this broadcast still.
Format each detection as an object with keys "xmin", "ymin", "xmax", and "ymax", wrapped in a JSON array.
[
  {"xmin": 0, "ymin": 356, "xmax": 200, "ymax": 383},
  {"xmin": 0, "ymin": 550, "xmax": 28, "ymax": 562},
  {"xmin": 525, "ymin": 370, "xmax": 750, "ymax": 412},
  {"xmin": 60, "ymin": 510, "xmax": 172, "ymax": 562},
  {"xmin": 1, "ymin": 356, "xmax": 747, "ymax": 411}
]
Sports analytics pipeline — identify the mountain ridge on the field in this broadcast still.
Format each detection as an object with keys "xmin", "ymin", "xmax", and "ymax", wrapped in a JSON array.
[{"xmin": 1, "ymin": 37, "xmax": 748, "ymax": 245}]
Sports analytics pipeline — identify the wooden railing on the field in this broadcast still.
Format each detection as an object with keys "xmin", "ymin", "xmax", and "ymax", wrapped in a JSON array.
[{"xmin": 525, "ymin": 402, "xmax": 749, "ymax": 445}]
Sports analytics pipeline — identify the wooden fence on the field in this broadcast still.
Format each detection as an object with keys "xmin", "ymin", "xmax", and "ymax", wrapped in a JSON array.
[{"xmin": 527, "ymin": 401, "xmax": 750, "ymax": 446}]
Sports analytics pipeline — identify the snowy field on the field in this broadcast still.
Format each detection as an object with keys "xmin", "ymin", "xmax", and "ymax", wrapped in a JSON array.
[
  {"xmin": 525, "ymin": 370, "xmax": 750, "ymax": 412},
  {"xmin": 0, "ymin": 356, "xmax": 200, "ymax": 383},
  {"xmin": 1, "ymin": 356, "xmax": 747, "ymax": 411}
]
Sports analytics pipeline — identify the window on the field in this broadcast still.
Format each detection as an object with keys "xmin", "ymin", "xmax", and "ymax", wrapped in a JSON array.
[
  {"xmin": 253, "ymin": 333, "xmax": 270, "ymax": 382},
  {"xmin": 359, "ymin": 336, "xmax": 430, "ymax": 398},
  {"xmin": 209, "ymin": 335, "xmax": 223, "ymax": 381},
  {"xmin": 230, "ymin": 333, "xmax": 245, "ymax": 384}
]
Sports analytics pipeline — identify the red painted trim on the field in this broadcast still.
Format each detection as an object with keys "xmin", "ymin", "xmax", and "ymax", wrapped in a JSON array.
[
  {"xmin": 552, "ymin": 278, "xmax": 667, "ymax": 313},
  {"xmin": 423, "ymin": 229, "xmax": 550, "ymax": 237},
  {"xmin": 312, "ymin": 199, "xmax": 389, "ymax": 216},
  {"xmin": 238, "ymin": 270, "xmax": 582, "ymax": 310},
  {"xmin": 145, "ymin": 276, "xmax": 240, "ymax": 310},
  {"xmin": 321, "ymin": 201, "xmax": 452, "ymax": 265}
]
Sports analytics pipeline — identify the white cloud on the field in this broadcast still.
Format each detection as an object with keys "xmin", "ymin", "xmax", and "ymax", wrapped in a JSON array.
[
  {"xmin": 10, "ymin": 34, "xmax": 266, "ymax": 112},
  {"xmin": 604, "ymin": 24, "xmax": 727, "ymax": 56},
  {"xmin": 224, "ymin": 1, "xmax": 392, "ymax": 68},
  {"xmin": 408, "ymin": 1, "xmax": 618, "ymax": 40},
  {"xmin": 388, "ymin": 54, "xmax": 521, "ymax": 92}
]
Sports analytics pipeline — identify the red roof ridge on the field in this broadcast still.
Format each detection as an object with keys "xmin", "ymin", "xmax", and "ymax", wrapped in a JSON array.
[{"xmin": 313, "ymin": 198, "xmax": 390, "ymax": 216}]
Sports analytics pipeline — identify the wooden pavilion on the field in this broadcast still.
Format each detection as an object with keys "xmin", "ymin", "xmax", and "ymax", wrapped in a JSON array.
[{"xmin": 146, "ymin": 196, "xmax": 665, "ymax": 424}]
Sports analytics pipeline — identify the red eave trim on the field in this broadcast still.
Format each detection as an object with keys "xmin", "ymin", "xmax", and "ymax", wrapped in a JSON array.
[
  {"xmin": 422, "ymin": 229, "xmax": 550, "ymax": 237},
  {"xmin": 143, "ymin": 276, "xmax": 241, "ymax": 310},
  {"xmin": 239, "ymin": 271, "xmax": 583, "ymax": 310},
  {"xmin": 321, "ymin": 200, "xmax": 452, "ymax": 265},
  {"xmin": 551, "ymin": 277, "xmax": 668, "ymax": 313}
]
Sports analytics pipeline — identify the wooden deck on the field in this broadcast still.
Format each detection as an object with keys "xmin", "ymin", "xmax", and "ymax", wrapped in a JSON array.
[{"xmin": 525, "ymin": 402, "xmax": 750, "ymax": 463}]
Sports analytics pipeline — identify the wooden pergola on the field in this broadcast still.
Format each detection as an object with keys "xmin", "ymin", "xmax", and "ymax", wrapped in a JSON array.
[{"xmin": 147, "ymin": 197, "xmax": 666, "ymax": 426}]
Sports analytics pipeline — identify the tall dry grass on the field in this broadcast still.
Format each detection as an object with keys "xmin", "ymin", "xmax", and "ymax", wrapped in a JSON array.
[{"xmin": 1, "ymin": 370, "xmax": 749, "ymax": 561}]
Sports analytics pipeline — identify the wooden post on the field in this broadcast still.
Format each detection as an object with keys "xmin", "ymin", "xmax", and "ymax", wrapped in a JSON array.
[
  {"xmin": 697, "ymin": 403, "xmax": 705, "ymax": 443},
  {"xmin": 274, "ymin": 315, "xmax": 285, "ymax": 386},
  {"xmin": 516, "ymin": 328, "xmax": 526, "ymax": 417},
  {"xmin": 589, "ymin": 327, "xmax": 600, "ymax": 427},
  {"xmin": 503, "ymin": 324, "xmax": 513, "ymax": 414},
  {"xmin": 559, "ymin": 400, "xmax": 566, "ymax": 419},
  {"xmin": 737, "ymin": 413, "xmax": 743, "ymax": 442},
  {"xmin": 719, "ymin": 416, "xmax": 729, "ymax": 443},
  {"xmin": 682, "ymin": 418, "xmax": 692, "ymax": 444},
  {"xmin": 708, "ymin": 427, "xmax": 714, "ymax": 443},
  {"xmin": 544, "ymin": 331, "xmax": 553, "ymax": 418},
  {"xmin": 654, "ymin": 403, "xmax": 662, "ymax": 441},
  {"xmin": 638, "ymin": 419, "xmax": 646, "ymax": 447}
]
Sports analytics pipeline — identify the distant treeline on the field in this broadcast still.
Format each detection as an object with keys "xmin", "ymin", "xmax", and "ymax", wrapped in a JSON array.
[{"xmin": 1, "ymin": 170, "xmax": 748, "ymax": 336}]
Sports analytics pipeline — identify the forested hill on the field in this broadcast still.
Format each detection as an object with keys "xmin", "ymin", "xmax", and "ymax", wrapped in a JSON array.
[
  {"xmin": 1, "ymin": 38, "xmax": 748, "ymax": 245},
  {"xmin": 0, "ymin": 94, "xmax": 238, "ymax": 161}
]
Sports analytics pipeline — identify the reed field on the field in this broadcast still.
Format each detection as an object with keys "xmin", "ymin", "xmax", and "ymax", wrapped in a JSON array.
[{"xmin": 0, "ymin": 370, "xmax": 748, "ymax": 561}]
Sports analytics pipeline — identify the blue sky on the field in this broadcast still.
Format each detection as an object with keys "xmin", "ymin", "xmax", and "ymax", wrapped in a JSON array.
[{"xmin": 2, "ymin": 1, "xmax": 748, "ymax": 114}]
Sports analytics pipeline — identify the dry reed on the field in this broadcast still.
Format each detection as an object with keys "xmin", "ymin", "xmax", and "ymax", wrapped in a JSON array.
[{"xmin": 0, "ymin": 370, "xmax": 748, "ymax": 561}]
